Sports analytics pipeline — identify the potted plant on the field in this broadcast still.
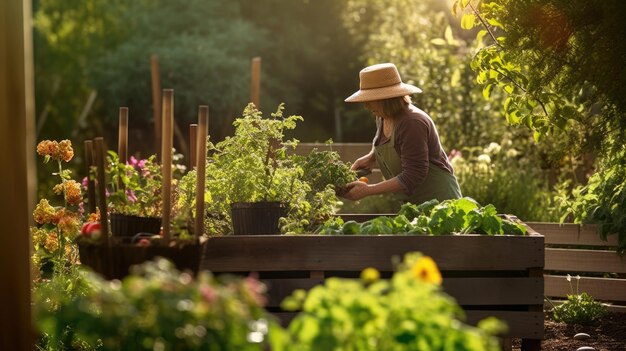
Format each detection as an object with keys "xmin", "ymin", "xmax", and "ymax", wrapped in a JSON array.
[
  {"xmin": 103, "ymin": 152, "xmax": 163, "ymax": 239},
  {"xmin": 178, "ymin": 104, "xmax": 354, "ymax": 236}
]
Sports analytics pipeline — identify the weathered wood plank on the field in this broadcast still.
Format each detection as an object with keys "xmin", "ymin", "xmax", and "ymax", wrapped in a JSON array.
[
  {"xmin": 202, "ymin": 235, "xmax": 544, "ymax": 272},
  {"xmin": 545, "ymin": 274, "xmax": 626, "ymax": 302},
  {"xmin": 544, "ymin": 300, "xmax": 626, "ymax": 313},
  {"xmin": 263, "ymin": 277, "xmax": 544, "ymax": 308},
  {"xmin": 527, "ymin": 222, "xmax": 618, "ymax": 246},
  {"xmin": 545, "ymin": 248, "xmax": 626, "ymax": 273},
  {"xmin": 465, "ymin": 311, "xmax": 544, "ymax": 339}
]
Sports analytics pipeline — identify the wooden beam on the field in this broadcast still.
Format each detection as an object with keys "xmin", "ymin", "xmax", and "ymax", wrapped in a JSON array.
[
  {"xmin": 545, "ymin": 274, "xmax": 626, "ymax": 302},
  {"xmin": 545, "ymin": 248, "xmax": 626, "ymax": 273},
  {"xmin": 527, "ymin": 222, "xmax": 618, "ymax": 246},
  {"xmin": 250, "ymin": 57, "xmax": 261, "ymax": 107},
  {"xmin": 202, "ymin": 235, "xmax": 544, "ymax": 271},
  {"xmin": 0, "ymin": 0, "xmax": 35, "ymax": 348},
  {"xmin": 150, "ymin": 55, "xmax": 162, "ymax": 159}
]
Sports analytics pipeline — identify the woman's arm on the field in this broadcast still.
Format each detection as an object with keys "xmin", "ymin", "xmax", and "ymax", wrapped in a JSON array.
[
  {"xmin": 351, "ymin": 148, "xmax": 376, "ymax": 171},
  {"xmin": 342, "ymin": 176, "xmax": 404, "ymax": 201}
]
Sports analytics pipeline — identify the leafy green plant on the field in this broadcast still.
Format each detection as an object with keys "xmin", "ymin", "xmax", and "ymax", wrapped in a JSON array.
[
  {"xmin": 319, "ymin": 197, "xmax": 527, "ymax": 235},
  {"xmin": 554, "ymin": 150, "xmax": 626, "ymax": 253},
  {"xmin": 546, "ymin": 275, "xmax": 607, "ymax": 325},
  {"xmin": 178, "ymin": 104, "xmax": 345, "ymax": 235},
  {"xmin": 273, "ymin": 252, "xmax": 504, "ymax": 351},
  {"xmin": 35, "ymin": 258, "xmax": 276, "ymax": 351},
  {"xmin": 293, "ymin": 144, "xmax": 356, "ymax": 196}
]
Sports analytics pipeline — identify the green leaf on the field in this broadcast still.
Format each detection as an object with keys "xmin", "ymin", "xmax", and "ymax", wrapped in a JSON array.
[
  {"xmin": 461, "ymin": 0, "xmax": 471, "ymax": 9},
  {"xmin": 503, "ymin": 83, "xmax": 515, "ymax": 94},
  {"xmin": 430, "ymin": 38, "xmax": 447, "ymax": 46},
  {"xmin": 482, "ymin": 84, "xmax": 493, "ymax": 99},
  {"xmin": 444, "ymin": 26, "xmax": 454, "ymax": 44},
  {"xmin": 461, "ymin": 13, "xmax": 475, "ymax": 29},
  {"xmin": 476, "ymin": 29, "xmax": 488, "ymax": 42}
]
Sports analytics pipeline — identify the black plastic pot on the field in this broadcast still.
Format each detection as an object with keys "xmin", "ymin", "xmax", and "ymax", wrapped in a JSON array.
[
  {"xmin": 231, "ymin": 202, "xmax": 287, "ymax": 235},
  {"xmin": 110, "ymin": 213, "xmax": 161, "ymax": 238}
]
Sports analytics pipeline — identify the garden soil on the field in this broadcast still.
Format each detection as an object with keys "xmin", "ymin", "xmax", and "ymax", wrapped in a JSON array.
[{"xmin": 512, "ymin": 312, "xmax": 626, "ymax": 351}]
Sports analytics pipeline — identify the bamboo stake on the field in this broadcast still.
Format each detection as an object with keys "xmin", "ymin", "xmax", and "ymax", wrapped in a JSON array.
[
  {"xmin": 151, "ymin": 55, "xmax": 162, "ymax": 160},
  {"xmin": 118, "ymin": 107, "xmax": 128, "ymax": 190},
  {"xmin": 94, "ymin": 137, "xmax": 109, "ymax": 245},
  {"xmin": 84, "ymin": 140, "xmax": 97, "ymax": 214},
  {"xmin": 250, "ymin": 57, "xmax": 261, "ymax": 107},
  {"xmin": 189, "ymin": 124, "xmax": 198, "ymax": 169},
  {"xmin": 195, "ymin": 106, "xmax": 208, "ymax": 239},
  {"xmin": 161, "ymin": 89, "xmax": 173, "ymax": 242}
]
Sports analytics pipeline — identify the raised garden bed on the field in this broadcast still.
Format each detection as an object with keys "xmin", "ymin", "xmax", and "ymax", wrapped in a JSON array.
[
  {"xmin": 200, "ymin": 223, "xmax": 545, "ymax": 351},
  {"xmin": 78, "ymin": 240, "xmax": 202, "ymax": 280}
]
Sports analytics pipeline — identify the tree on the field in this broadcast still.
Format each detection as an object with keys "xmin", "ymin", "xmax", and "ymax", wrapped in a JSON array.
[{"xmin": 454, "ymin": 0, "xmax": 626, "ymax": 251}]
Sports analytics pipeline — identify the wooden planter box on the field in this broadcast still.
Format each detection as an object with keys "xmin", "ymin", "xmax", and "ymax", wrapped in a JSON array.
[
  {"xmin": 78, "ymin": 240, "xmax": 202, "ymax": 280},
  {"xmin": 201, "ymin": 227, "xmax": 545, "ymax": 350}
]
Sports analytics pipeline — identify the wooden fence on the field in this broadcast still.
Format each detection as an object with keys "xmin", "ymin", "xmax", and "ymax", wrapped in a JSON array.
[{"xmin": 527, "ymin": 222, "xmax": 626, "ymax": 312}]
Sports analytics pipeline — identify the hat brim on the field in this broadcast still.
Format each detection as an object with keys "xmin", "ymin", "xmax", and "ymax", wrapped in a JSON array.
[{"xmin": 344, "ymin": 83, "xmax": 422, "ymax": 102}]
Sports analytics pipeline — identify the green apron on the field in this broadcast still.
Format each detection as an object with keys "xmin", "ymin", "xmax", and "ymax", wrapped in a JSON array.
[{"xmin": 374, "ymin": 124, "xmax": 462, "ymax": 205}]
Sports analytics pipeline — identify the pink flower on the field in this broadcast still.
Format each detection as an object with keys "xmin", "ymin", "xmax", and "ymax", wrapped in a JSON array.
[
  {"xmin": 448, "ymin": 149, "xmax": 463, "ymax": 161},
  {"xmin": 129, "ymin": 156, "xmax": 139, "ymax": 168},
  {"xmin": 200, "ymin": 285, "xmax": 217, "ymax": 303},
  {"xmin": 82, "ymin": 176, "xmax": 89, "ymax": 189},
  {"xmin": 126, "ymin": 189, "xmax": 137, "ymax": 203}
]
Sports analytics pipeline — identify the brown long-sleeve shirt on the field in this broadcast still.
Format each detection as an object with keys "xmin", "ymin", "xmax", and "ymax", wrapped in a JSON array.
[{"xmin": 373, "ymin": 104, "xmax": 454, "ymax": 195}]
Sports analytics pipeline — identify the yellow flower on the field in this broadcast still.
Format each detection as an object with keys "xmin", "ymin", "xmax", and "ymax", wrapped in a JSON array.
[
  {"xmin": 33, "ymin": 199, "xmax": 56, "ymax": 224},
  {"xmin": 360, "ymin": 267, "xmax": 380, "ymax": 283},
  {"xmin": 36, "ymin": 139, "xmax": 73, "ymax": 162},
  {"xmin": 30, "ymin": 227, "xmax": 49, "ymax": 247},
  {"xmin": 410, "ymin": 256, "xmax": 442, "ymax": 285}
]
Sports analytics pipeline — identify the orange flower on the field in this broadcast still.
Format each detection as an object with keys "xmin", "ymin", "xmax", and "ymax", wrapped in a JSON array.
[
  {"xmin": 63, "ymin": 180, "xmax": 82, "ymax": 205},
  {"xmin": 30, "ymin": 227, "xmax": 49, "ymax": 247},
  {"xmin": 410, "ymin": 256, "xmax": 442, "ymax": 285},
  {"xmin": 87, "ymin": 210, "xmax": 100, "ymax": 223},
  {"xmin": 33, "ymin": 199, "xmax": 56, "ymax": 224},
  {"xmin": 44, "ymin": 232, "xmax": 59, "ymax": 252},
  {"xmin": 58, "ymin": 213, "xmax": 79, "ymax": 237},
  {"xmin": 36, "ymin": 139, "xmax": 74, "ymax": 162},
  {"xmin": 58, "ymin": 140, "xmax": 74, "ymax": 162}
]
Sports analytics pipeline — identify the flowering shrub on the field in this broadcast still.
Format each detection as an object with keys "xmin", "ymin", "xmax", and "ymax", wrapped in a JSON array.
[
  {"xmin": 451, "ymin": 139, "xmax": 558, "ymax": 221},
  {"xmin": 275, "ymin": 252, "xmax": 504, "ymax": 351},
  {"xmin": 35, "ymin": 258, "xmax": 276, "ymax": 351},
  {"xmin": 104, "ymin": 152, "xmax": 165, "ymax": 218},
  {"xmin": 32, "ymin": 140, "xmax": 85, "ymax": 276}
]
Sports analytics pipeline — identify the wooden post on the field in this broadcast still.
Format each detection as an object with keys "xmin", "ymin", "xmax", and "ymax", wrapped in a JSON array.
[
  {"xmin": 118, "ymin": 107, "xmax": 128, "ymax": 190},
  {"xmin": 194, "ymin": 106, "xmax": 208, "ymax": 239},
  {"xmin": 84, "ymin": 140, "xmax": 97, "ymax": 214},
  {"xmin": 250, "ymin": 57, "xmax": 261, "ymax": 107},
  {"xmin": 94, "ymin": 137, "xmax": 109, "ymax": 245},
  {"xmin": 189, "ymin": 124, "xmax": 198, "ymax": 169},
  {"xmin": 0, "ymin": 0, "xmax": 36, "ymax": 347},
  {"xmin": 161, "ymin": 89, "xmax": 173, "ymax": 241},
  {"xmin": 150, "ymin": 55, "xmax": 162, "ymax": 160}
]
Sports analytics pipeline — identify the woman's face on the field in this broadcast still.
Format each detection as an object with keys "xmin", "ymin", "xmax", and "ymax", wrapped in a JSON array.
[{"xmin": 363, "ymin": 100, "xmax": 382, "ymax": 117}]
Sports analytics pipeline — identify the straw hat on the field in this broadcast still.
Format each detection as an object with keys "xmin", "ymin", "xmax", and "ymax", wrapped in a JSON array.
[{"xmin": 345, "ymin": 63, "xmax": 422, "ymax": 102}]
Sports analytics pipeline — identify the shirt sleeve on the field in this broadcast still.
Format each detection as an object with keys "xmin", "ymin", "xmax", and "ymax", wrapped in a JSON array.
[{"xmin": 395, "ymin": 118, "xmax": 430, "ymax": 195}]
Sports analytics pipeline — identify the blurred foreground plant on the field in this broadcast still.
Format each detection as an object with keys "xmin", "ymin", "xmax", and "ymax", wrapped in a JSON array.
[
  {"xmin": 36, "ymin": 258, "xmax": 276, "ymax": 351},
  {"xmin": 274, "ymin": 252, "xmax": 505, "ymax": 351}
]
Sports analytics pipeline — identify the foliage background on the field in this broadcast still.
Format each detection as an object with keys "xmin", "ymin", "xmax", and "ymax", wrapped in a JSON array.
[{"xmin": 34, "ymin": 0, "xmax": 626, "ymax": 223}]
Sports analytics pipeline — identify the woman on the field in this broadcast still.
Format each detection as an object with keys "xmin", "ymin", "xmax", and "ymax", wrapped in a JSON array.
[{"xmin": 343, "ymin": 63, "xmax": 462, "ymax": 205}]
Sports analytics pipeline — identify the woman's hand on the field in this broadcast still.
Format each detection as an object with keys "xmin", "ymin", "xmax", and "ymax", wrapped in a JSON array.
[
  {"xmin": 342, "ymin": 181, "xmax": 371, "ymax": 201},
  {"xmin": 351, "ymin": 152, "xmax": 375, "ymax": 171}
]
